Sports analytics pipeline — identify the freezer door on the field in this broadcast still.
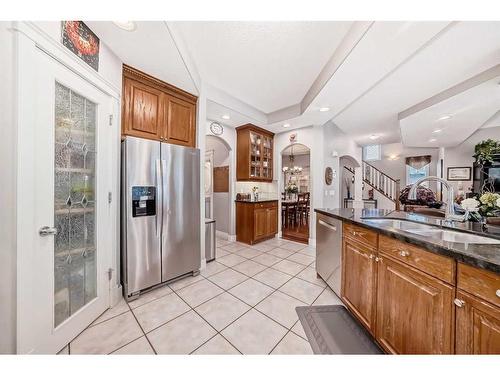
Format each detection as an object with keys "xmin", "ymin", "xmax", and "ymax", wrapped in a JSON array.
[
  {"xmin": 161, "ymin": 143, "xmax": 201, "ymax": 281},
  {"xmin": 123, "ymin": 137, "xmax": 162, "ymax": 296}
]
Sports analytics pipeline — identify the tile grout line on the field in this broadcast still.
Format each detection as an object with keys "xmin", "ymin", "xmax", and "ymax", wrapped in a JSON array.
[
  {"xmin": 128, "ymin": 305, "xmax": 158, "ymax": 355},
  {"xmin": 168, "ymin": 278, "xmax": 244, "ymax": 355},
  {"xmin": 73, "ymin": 239, "xmax": 315, "ymax": 355}
]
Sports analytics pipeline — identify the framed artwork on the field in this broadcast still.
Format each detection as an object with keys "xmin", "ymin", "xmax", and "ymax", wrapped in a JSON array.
[
  {"xmin": 447, "ymin": 167, "xmax": 472, "ymax": 181},
  {"xmin": 61, "ymin": 21, "xmax": 100, "ymax": 71}
]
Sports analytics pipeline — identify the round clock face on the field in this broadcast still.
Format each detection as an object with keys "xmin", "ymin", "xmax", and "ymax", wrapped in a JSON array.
[{"xmin": 210, "ymin": 121, "xmax": 224, "ymax": 135}]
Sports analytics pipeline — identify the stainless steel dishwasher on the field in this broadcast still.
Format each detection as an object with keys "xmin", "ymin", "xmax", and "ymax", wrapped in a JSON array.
[{"xmin": 316, "ymin": 213, "xmax": 343, "ymax": 297}]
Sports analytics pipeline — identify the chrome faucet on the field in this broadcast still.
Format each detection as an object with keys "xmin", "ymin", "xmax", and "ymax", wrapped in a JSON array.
[{"xmin": 408, "ymin": 176, "xmax": 467, "ymax": 222}]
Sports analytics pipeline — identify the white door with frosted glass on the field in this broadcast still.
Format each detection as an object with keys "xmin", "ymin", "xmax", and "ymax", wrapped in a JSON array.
[{"xmin": 24, "ymin": 49, "xmax": 113, "ymax": 353}]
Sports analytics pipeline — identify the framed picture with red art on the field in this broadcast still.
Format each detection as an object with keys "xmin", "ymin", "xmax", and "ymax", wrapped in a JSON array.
[{"xmin": 61, "ymin": 21, "xmax": 100, "ymax": 71}]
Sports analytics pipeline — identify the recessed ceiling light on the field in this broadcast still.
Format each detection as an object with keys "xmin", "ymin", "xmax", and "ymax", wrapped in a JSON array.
[
  {"xmin": 438, "ymin": 115, "xmax": 452, "ymax": 121},
  {"xmin": 429, "ymin": 138, "xmax": 437, "ymax": 142},
  {"xmin": 283, "ymin": 123, "xmax": 291, "ymax": 128},
  {"xmin": 113, "ymin": 21, "xmax": 137, "ymax": 32},
  {"xmin": 221, "ymin": 114, "xmax": 230, "ymax": 120},
  {"xmin": 319, "ymin": 107, "xmax": 330, "ymax": 112},
  {"xmin": 369, "ymin": 134, "xmax": 381, "ymax": 140},
  {"xmin": 432, "ymin": 129, "xmax": 442, "ymax": 133}
]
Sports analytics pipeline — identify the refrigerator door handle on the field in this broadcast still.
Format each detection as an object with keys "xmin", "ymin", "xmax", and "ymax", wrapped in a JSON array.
[
  {"xmin": 161, "ymin": 158, "xmax": 168, "ymax": 216},
  {"xmin": 155, "ymin": 159, "xmax": 162, "ymax": 237}
]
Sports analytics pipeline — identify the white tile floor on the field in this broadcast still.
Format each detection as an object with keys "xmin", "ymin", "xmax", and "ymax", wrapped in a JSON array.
[{"xmin": 67, "ymin": 237, "xmax": 343, "ymax": 355}]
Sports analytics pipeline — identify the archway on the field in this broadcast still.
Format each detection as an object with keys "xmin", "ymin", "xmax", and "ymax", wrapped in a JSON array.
[
  {"xmin": 205, "ymin": 135, "xmax": 232, "ymax": 239},
  {"xmin": 339, "ymin": 155, "xmax": 361, "ymax": 209},
  {"xmin": 280, "ymin": 143, "xmax": 311, "ymax": 244}
]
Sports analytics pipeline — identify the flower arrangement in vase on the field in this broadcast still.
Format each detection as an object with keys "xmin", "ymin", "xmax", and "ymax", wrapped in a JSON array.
[
  {"xmin": 285, "ymin": 183, "xmax": 298, "ymax": 200},
  {"xmin": 460, "ymin": 193, "xmax": 500, "ymax": 224}
]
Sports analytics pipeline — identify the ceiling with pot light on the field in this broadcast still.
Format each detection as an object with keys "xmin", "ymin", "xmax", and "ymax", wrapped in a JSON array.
[
  {"xmin": 399, "ymin": 66, "xmax": 500, "ymax": 148},
  {"xmin": 86, "ymin": 20, "xmax": 500, "ymax": 147}
]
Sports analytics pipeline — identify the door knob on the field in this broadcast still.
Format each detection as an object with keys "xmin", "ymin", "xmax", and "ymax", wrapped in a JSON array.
[
  {"xmin": 39, "ymin": 226, "xmax": 58, "ymax": 236},
  {"xmin": 454, "ymin": 298, "xmax": 465, "ymax": 308}
]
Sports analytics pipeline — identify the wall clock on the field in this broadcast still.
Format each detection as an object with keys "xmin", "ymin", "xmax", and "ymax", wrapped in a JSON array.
[
  {"xmin": 325, "ymin": 167, "xmax": 334, "ymax": 185},
  {"xmin": 210, "ymin": 121, "xmax": 224, "ymax": 136}
]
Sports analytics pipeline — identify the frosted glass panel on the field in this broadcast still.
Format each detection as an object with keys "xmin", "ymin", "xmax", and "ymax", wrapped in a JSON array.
[{"xmin": 54, "ymin": 82, "xmax": 97, "ymax": 327}]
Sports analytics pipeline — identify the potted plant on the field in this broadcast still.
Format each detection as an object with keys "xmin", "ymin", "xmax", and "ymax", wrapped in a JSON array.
[{"xmin": 473, "ymin": 139, "xmax": 500, "ymax": 193}]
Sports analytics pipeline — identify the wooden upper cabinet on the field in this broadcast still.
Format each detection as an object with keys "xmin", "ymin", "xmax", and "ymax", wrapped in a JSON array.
[
  {"xmin": 166, "ymin": 96, "xmax": 196, "ymax": 147},
  {"xmin": 122, "ymin": 77, "xmax": 165, "ymax": 140},
  {"xmin": 376, "ymin": 255, "xmax": 454, "ymax": 354},
  {"xmin": 341, "ymin": 236, "xmax": 378, "ymax": 333},
  {"xmin": 122, "ymin": 65, "xmax": 197, "ymax": 147},
  {"xmin": 236, "ymin": 124, "xmax": 274, "ymax": 181}
]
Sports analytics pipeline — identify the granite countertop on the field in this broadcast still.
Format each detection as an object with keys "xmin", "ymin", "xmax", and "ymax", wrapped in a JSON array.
[
  {"xmin": 235, "ymin": 199, "xmax": 278, "ymax": 203},
  {"xmin": 314, "ymin": 208, "xmax": 500, "ymax": 274}
]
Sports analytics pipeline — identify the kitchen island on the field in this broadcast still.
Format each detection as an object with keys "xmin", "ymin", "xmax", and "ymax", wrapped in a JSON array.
[{"xmin": 315, "ymin": 208, "xmax": 500, "ymax": 354}]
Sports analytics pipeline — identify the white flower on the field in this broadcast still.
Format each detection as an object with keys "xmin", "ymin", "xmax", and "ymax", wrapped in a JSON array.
[
  {"xmin": 461, "ymin": 198, "xmax": 480, "ymax": 210},
  {"xmin": 497, "ymin": 197, "xmax": 500, "ymax": 208}
]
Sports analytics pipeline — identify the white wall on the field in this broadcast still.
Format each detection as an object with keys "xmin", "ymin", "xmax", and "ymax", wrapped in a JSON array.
[
  {"xmin": 322, "ymin": 121, "xmax": 362, "ymax": 209},
  {"xmin": 443, "ymin": 126, "xmax": 500, "ymax": 195},
  {"xmin": 206, "ymin": 135, "xmax": 230, "ymax": 234},
  {"xmin": 0, "ymin": 21, "xmax": 17, "ymax": 355},
  {"xmin": 3, "ymin": 22, "xmax": 123, "ymax": 353},
  {"xmin": 205, "ymin": 121, "xmax": 237, "ymax": 236},
  {"xmin": 275, "ymin": 126, "xmax": 325, "ymax": 241}
]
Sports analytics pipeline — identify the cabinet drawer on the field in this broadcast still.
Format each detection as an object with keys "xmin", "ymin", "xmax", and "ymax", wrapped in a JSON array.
[
  {"xmin": 379, "ymin": 235, "xmax": 455, "ymax": 284},
  {"xmin": 344, "ymin": 223, "xmax": 378, "ymax": 248},
  {"xmin": 458, "ymin": 263, "xmax": 500, "ymax": 308},
  {"xmin": 254, "ymin": 201, "xmax": 277, "ymax": 209}
]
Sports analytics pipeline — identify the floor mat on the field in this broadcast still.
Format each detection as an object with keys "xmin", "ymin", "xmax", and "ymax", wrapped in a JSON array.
[{"xmin": 296, "ymin": 305, "xmax": 383, "ymax": 354}]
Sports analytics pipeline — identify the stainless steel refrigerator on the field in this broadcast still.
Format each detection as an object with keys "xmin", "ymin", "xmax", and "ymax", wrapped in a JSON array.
[{"xmin": 121, "ymin": 136, "xmax": 201, "ymax": 300}]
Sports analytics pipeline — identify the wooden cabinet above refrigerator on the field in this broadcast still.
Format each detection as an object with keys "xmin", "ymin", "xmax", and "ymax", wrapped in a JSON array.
[{"xmin": 121, "ymin": 64, "xmax": 197, "ymax": 148}]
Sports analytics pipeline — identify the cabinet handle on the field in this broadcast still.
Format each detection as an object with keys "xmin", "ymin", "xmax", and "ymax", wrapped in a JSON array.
[
  {"xmin": 398, "ymin": 250, "xmax": 410, "ymax": 257},
  {"xmin": 496, "ymin": 289, "xmax": 500, "ymax": 298},
  {"xmin": 368, "ymin": 254, "xmax": 375, "ymax": 260},
  {"xmin": 375, "ymin": 257, "xmax": 382, "ymax": 263},
  {"xmin": 454, "ymin": 298, "xmax": 466, "ymax": 308}
]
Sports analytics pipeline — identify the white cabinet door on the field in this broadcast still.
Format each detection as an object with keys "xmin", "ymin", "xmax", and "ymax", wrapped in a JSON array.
[{"xmin": 18, "ymin": 47, "xmax": 114, "ymax": 354}]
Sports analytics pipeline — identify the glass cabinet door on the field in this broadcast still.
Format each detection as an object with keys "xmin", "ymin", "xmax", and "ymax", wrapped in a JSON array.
[
  {"xmin": 262, "ymin": 136, "xmax": 273, "ymax": 179},
  {"xmin": 250, "ymin": 131, "xmax": 262, "ymax": 178},
  {"xmin": 54, "ymin": 82, "xmax": 97, "ymax": 327}
]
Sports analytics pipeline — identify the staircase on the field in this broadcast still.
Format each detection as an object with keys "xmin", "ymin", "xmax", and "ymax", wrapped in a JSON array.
[{"xmin": 362, "ymin": 161, "xmax": 401, "ymax": 210}]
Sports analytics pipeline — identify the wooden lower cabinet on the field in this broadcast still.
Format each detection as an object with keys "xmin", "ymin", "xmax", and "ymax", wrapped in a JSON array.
[
  {"xmin": 376, "ymin": 255, "xmax": 454, "ymax": 354},
  {"xmin": 236, "ymin": 201, "xmax": 278, "ymax": 245},
  {"xmin": 455, "ymin": 291, "xmax": 500, "ymax": 354},
  {"xmin": 253, "ymin": 208, "xmax": 268, "ymax": 241},
  {"xmin": 341, "ymin": 237, "xmax": 378, "ymax": 333},
  {"xmin": 340, "ymin": 223, "xmax": 500, "ymax": 354}
]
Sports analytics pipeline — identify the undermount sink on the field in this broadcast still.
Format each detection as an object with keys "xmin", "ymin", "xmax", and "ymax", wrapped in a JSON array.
[{"xmin": 362, "ymin": 218, "xmax": 500, "ymax": 245}]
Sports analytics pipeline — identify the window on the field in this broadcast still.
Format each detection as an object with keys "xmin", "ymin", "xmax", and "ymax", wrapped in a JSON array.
[
  {"xmin": 363, "ymin": 144, "xmax": 381, "ymax": 161},
  {"xmin": 406, "ymin": 164, "xmax": 429, "ymax": 185}
]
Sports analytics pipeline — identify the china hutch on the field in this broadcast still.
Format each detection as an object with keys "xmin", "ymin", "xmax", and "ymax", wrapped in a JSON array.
[{"xmin": 236, "ymin": 124, "xmax": 274, "ymax": 181}]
